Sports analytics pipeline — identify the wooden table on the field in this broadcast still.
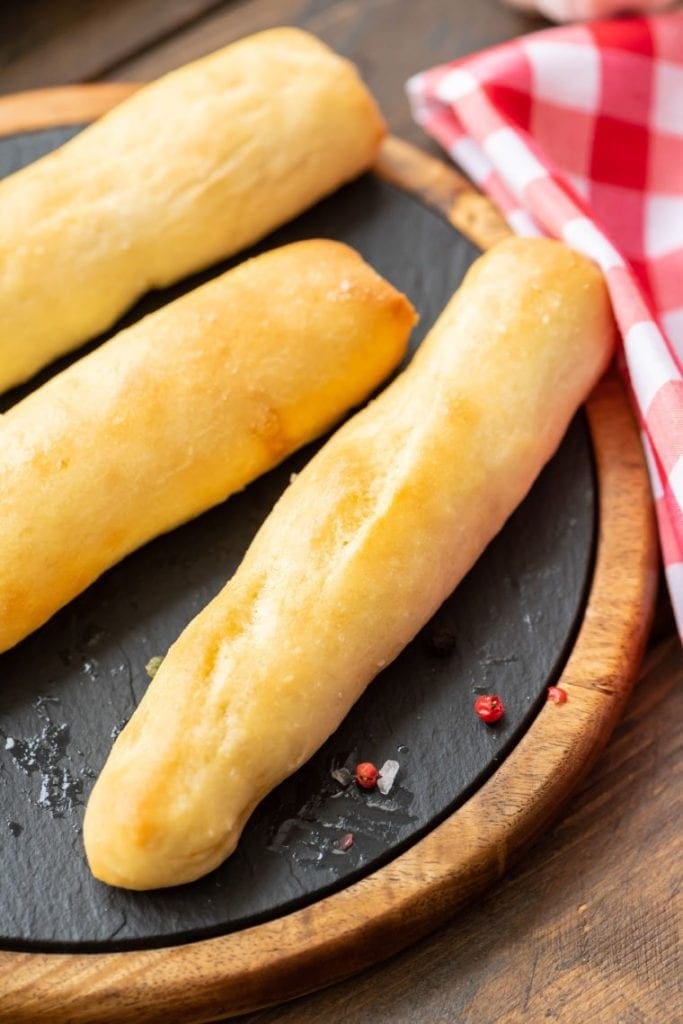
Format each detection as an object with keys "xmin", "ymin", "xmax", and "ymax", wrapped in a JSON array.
[{"xmin": 1, "ymin": 3, "xmax": 680, "ymax": 1022}]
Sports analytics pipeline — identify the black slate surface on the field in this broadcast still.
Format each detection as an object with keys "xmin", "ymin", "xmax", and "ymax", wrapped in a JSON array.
[{"xmin": 0, "ymin": 126, "xmax": 596, "ymax": 951}]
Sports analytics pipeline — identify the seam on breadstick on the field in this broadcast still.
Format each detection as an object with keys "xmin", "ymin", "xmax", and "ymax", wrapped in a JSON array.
[{"xmin": 84, "ymin": 236, "xmax": 616, "ymax": 891}]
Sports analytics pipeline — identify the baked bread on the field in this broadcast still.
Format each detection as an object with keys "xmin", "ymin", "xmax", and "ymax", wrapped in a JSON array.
[
  {"xmin": 0, "ymin": 239, "xmax": 415, "ymax": 653},
  {"xmin": 0, "ymin": 28, "xmax": 385, "ymax": 392},
  {"xmin": 84, "ymin": 237, "xmax": 615, "ymax": 890}
]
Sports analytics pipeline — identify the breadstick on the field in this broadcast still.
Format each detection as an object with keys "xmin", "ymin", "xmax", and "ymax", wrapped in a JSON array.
[
  {"xmin": 0, "ymin": 240, "xmax": 415, "ymax": 653},
  {"xmin": 84, "ymin": 238, "xmax": 615, "ymax": 890},
  {"xmin": 0, "ymin": 28, "xmax": 384, "ymax": 392}
]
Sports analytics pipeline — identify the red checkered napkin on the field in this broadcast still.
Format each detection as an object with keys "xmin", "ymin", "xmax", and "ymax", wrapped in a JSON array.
[{"xmin": 407, "ymin": 13, "xmax": 683, "ymax": 638}]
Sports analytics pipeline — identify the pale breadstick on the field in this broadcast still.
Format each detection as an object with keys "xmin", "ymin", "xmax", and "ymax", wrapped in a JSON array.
[
  {"xmin": 0, "ymin": 28, "xmax": 384, "ymax": 392},
  {"xmin": 0, "ymin": 240, "xmax": 415, "ymax": 654},
  {"xmin": 84, "ymin": 238, "xmax": 615, "ymax": 890}
]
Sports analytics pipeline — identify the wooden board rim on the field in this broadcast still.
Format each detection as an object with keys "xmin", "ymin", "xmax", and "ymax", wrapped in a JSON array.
[{"xmin": 0, "ymin": 86, "xmax": 658, "ymax": 1024}]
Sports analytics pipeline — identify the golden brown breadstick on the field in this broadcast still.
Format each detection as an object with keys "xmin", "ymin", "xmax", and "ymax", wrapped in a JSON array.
[
  {"xmin": 0, "ymin": 28, "xmax": 385, "ymax": 392},
  {"xmin": 84, "ymin": 237, "xmax": 615, "ymax": 890},
  {"xmin": 0, "ymin": 240, "xmax": 415, "ymax": 653}
]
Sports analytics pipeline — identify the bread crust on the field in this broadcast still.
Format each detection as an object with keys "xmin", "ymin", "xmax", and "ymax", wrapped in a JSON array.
[
  {"xmin": 0, "ymin": 239, "xmax": 415, "ymax": 653},
  {"xmin": 0, "ymin": 28, "xmax": 385, "ymax": 391},
  {"xmin": 84, "ymin": 237, "xmax": 615, "ymax": 890}
]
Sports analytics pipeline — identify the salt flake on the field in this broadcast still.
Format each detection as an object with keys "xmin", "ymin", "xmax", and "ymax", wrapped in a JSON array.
[{"xmin": 377, "ymin": 759, "xmax": 400, "ymax": 795}]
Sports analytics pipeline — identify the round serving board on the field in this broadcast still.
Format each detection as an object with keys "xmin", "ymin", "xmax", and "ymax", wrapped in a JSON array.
[{"xmin": 0, "ymin": 86, "xmax": 656, "ymax": 1023}]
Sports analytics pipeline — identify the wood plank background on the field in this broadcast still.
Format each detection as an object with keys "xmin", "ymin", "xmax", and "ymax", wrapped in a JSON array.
[{"xmin": 0, "ymin": 3, "xmax": 680, "ymax": 1022}]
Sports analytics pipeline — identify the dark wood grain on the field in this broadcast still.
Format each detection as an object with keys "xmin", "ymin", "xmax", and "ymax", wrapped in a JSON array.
[
  {"xmin": 0, "ymin": 0, "xmax": 231, "ymax": 93},
  {"xmin": 0, "ymin": 3, "xmax": 678, "ymax": 1022}
]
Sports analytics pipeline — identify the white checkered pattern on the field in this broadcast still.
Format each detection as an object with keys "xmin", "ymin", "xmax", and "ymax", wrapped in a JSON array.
[{"xmin": 407, "ymin": 12, "xmax": 683, "ymax": 639}]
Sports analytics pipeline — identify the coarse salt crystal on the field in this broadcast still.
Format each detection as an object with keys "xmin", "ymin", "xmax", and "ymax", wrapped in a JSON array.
[
  {"xmin": 330, "ymin": 766, "xmax": 352, "ymax": 787},
  {"xmin": 377, "ymin": 759, "xmax": 400, "ymax": 795}
]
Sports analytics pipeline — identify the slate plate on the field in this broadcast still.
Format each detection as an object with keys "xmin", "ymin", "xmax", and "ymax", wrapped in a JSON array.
[{"xmin": 0, "ymin": 124, "xmax": 595, "ymax": 952}]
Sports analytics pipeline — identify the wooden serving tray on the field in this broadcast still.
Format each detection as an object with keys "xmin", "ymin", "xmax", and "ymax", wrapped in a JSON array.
[{"xmin": 0, "ymin": 86, "xmax": 657, "ymax": 1023}]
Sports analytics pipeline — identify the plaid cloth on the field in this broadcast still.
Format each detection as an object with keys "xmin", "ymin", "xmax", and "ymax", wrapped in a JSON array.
[
  {"xmin": 407, "ymin": 12, "xmax": 683, "ymax": 639},
  {"xmin": 504, "ymin": 1, "xmax": 676, "ymax": 20}
]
